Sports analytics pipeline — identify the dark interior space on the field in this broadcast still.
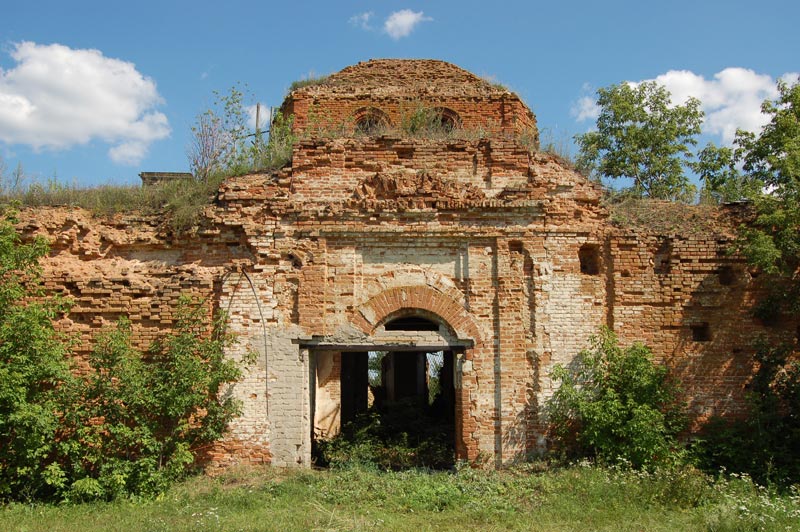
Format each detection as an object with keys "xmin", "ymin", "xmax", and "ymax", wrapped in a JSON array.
[{"xmin": 314, "ymin": 349, "xmax": 456, "ymax": 469}]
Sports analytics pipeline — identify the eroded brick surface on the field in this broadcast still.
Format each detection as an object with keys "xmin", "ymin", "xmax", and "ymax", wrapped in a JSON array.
[
  {"xmin": 283, "ymin": 59, "xmax": 536, "ymax": 138},
  {"xmin": 16, "ymin": 60, "xmax": 797, "ymax": 469}
]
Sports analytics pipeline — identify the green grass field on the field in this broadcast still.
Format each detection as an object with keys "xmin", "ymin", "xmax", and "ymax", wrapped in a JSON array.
[{"xmin": 2, "ymin": 464, "xmax": 798, "ymax": 532}]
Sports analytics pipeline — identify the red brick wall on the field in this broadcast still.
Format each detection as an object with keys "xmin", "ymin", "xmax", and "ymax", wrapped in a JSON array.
[
  {"xmin": 284, "ymin": 94, "xmax": 536, "ymax": 137},
  {"xmin": 608, "ymin": 229, "xmax": 794, "ymax": 426}
]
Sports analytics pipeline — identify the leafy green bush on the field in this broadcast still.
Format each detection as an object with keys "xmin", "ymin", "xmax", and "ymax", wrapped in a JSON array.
[
  {"xmin": 548, "ymin": 327, "xmax": 685, "ymax": 468},
  {"xmin": 693, "ymin": 340, "xmax": 800, "ymax": 487},
  {"xmin": 0, "ymin": 208, "xmax": 72, "ymax": 501},
  {"xmin": 50, "ymin": 300, "xmax": 243, "ymax": 501},
  {"xmin": 0, "ymin": 210, "xmax": 245, "ymax": 501},
  {"xmin": 315, "ymin": 401, "xmax": 454, "ymax": 470}
]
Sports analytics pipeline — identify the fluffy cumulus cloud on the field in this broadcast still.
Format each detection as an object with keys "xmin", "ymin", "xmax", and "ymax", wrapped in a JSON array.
[
  {"xmin": 384, "ymin": 10, "xmax": 432, "ymax": 39},
  {"xmin": 0, "ymin": 42, "xmax": 170, "ymax": 165},
  {"xmin": 650, "ymin": 68, "xmax": 799, "ymax": 144},
  {"xmin": 573, "ymin": 68, "xmax": 799, "ymax": 145}
]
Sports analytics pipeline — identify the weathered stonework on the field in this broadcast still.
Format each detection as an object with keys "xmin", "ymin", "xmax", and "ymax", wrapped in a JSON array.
[
  {"xmin": 282, "ymin": 59, "xmax": 536, "ymax": 139},
  {"xmin": 18, "ymin": 60, "xmax": 797, "ymax": 469}
]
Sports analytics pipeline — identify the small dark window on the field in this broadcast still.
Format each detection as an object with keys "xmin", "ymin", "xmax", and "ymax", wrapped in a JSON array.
[
  {"xmin": 287, "ymin": 253, "xmax": 303, "ymax": 269},
  {"xmin": 433, "ymin": 107, "xmax": 460, "ymax": 132},
  {"xmin": 654, "ymin": 239, "xmax": 672, "ymax": 275},
  {"xmin": 438, "ymin": 114, "xmax": 456, "ymax": 131},
  {"xmin": 384, "ymin": 316, "xmax": 439, "ymax": 331},
  {"xmin": 691, "ymin": 323, "xmax": 711, "ymax": 342},
  {"xmin": 579, "ymin": 244, "xmax": 600, "ymax": 275},
  {"xmin": 353, "ymin": 107, "xmax": 389, "ymax": 135},
  {"xmin": 718, "ymin": 265, "xmax": 736, "ymax": 286},
  {"xmin": 356, "ymin": 115, "xmax": 382, "ymax": 135},
  {"xmin": 508, "ymin": 240, "xmax": 524, "ymax": 254}
]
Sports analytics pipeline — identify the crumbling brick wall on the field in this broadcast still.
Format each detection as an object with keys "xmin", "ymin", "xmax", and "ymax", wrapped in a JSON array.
[
  {"xmin": 608, "ymin": 226, "xmax": 793, "ymax": 427},
  {"xmin": 16, "ymin": 60, "xmax": 798, "ymax": 470},
  {"xmin": 282, "ymin": 60, "xmax": 536, "ymax": 138},
  {"xmin": 20, "ymin": 154, "xmax": 794, "ymax": 469}
]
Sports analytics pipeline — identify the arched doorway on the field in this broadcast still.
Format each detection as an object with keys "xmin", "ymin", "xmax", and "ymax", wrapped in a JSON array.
[{"xmin": 306, "ymin": 309, "xmax": 472, "ymax": 469}]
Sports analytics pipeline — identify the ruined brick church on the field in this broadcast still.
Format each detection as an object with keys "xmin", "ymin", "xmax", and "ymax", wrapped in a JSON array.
[{"xmin": 20, "ymin": 60, "xmax": 793, "ymax": 468}]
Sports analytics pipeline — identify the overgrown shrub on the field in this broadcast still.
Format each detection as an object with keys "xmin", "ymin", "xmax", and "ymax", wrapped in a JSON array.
[
  {"xmin": 51, "ymin": 300, "xmax": 243, "ymax": 501},
  {"xmin": 188, "ymin": 86, "xmax": 296, "ymax": 182},
  {"xmin": 548, "ymin": 327, "xmax": 686, "ymax": 468},
  {"xmin": 400, "ymin": 103, "xmax": 454, "ymax": 138},
  {"xmin": 256, "ymin": 111, "xmax": 296, "ymax": 171},
  {"xmin": 693, "ymin": 340, "xmax": 800, "ymax": 487},
  {"xmin": 0, "ymin": 208, "xmax": 72, "ymax": 501},
  {"xmin": 0, "ymin": 210, "xmax": 245, "ymax": 501},
  {"xmin": 316, "ymin": 401, "xmax": 454, "ymax": 470}
]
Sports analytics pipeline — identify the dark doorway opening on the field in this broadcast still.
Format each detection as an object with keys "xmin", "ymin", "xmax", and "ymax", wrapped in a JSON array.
[
  {"xmin": 313, "ymin": 349, "xmax": 456, "ymax": 469},
  {"xmin": 340, "ymin": 352, "xmax": 369, "ymax": 425}
]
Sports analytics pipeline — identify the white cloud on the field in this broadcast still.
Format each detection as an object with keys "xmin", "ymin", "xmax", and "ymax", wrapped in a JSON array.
[
  {"xmin": 780, "ymin": 72, "xmax": 800, "ymax": 86},
  {"xmin": 384, "ymin": 10, "xmax": 432, "ymax": 40},
  {"xmin": 573, "ymin": 68, "xmax": 799, "ymax": 145},
  {"xmin": 0, "ymin": 42, "xmax": 170, "ymax": 165},
  {"xmin": 571, "ymin": 83, "xmax": 601, "ymax": 122},
  {"xmin": 246, "ymin": 103, "xmax": 271, "ymax": 130},
  {"xmin": 349, "ymin": 11, "xmax": 374, "ymax": 30},
  {"xmin": 649, "ymin": 68, "xmax": 794, "ymax": 144},
  {"xmin": 109, "ymin": 141, "xmax": 148, "ymax": 165}
]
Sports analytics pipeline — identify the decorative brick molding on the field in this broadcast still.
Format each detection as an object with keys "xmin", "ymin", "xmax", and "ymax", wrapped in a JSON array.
[{"xmin": 351, "ymin": 285, "xmax": 482, "ymax": 345}]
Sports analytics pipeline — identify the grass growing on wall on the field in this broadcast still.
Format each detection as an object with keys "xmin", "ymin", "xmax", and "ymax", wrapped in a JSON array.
[{"xmin": 1, "ymin": 175, "xmax": 227, "ymax": 232}]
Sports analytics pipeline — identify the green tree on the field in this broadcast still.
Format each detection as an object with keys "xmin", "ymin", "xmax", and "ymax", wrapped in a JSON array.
[
  {"xmin": 53, "ymin": 299, "xmax": 244, "ymax": 501},
  {"xmin": 575, "ymin": 81, "xmax": 703, "ymax": 201},
  {"xmin": 738, "ymin": 80, "xmax": 800, "ymax": 193},
  {"xmin": 694, "ymin": 340, "xmax": 800, "ymax": 486},
  {"xmin": 0, "ymin": 208, "xmax": 72, "ymax": 500},
  {"xmin": 548, "ymin": 327, "xmax": 685, "ymax": 468},
  {"xmin": 691, "ymin": 142, "xmax": 761, "ymax": 203},
  {"xmin": 733, "ymin": 81, "xmax": 800, "ymax": 276},
  {"xmin": 188, "ymin": 86, "xmax": 296, "ymax": 181},
  {"xmin": 692, "ymin": 81, "xmax": 800, "ymax": 487}
]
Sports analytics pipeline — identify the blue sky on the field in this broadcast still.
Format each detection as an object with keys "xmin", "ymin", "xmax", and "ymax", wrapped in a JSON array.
[{"xmin": 1, "ymin": 0, "xmax": 798, "ymax": 187}]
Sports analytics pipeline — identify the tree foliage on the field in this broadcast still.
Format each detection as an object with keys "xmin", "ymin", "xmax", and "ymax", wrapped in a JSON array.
[
  {"xmin": 0, "ymin": 208, "xmax": 72, "ymax": 500},
  {"xmin": 0, "ymin": 209, "xmax": 245, "ymax": 501},
  {"xmin": 739, "ymin": 80, "xmax": 800, "ymax": 192},
  {"xmin": 694, "ymin": 340, "xmax": 800, "ymax": 486},
  {"xmin": 53, "ymin": 301, "xmax": 243, "ymax": 501},
  {"xmin": 188, "ymin": 86, "xmax": 296, "ymax": 181},
  {"xmin": 690, "ymin": 142, "xmax": 759, "ymax": 203},
  {"xmin": 548, "ymin": 328, "xmax": 685, "ymax": 468},
  {"xmin": 575, "ymin": 81, "xmax": 703, "ymax": 201},
  {"xmin": 733, "ymin": 81, "xmax": 800, "ymax": 278}
]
